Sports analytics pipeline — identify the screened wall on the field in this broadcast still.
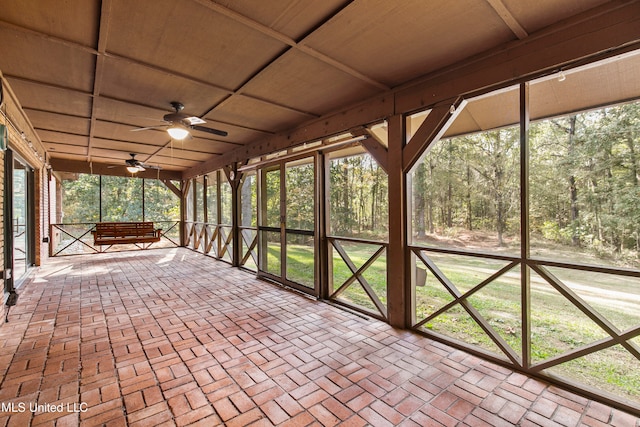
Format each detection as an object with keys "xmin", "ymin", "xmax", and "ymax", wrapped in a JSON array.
[
  {"xmin": 327, "ymin": 146, "xmax": 389, "ymax": 319},
  {"xmin": 179, "ymin": 49, "xmax": 640, "ymax": 413},
  {"xmin": 51, "ymin": 174, "xmax": 180, "ymax": 255},
  {"xmin": 184, "ymin": 135, "xmax": 391, "ymax": 320},
  {"xmin": 185, "ymin": 170, "xmax": 234, "ymax": 263},
  {"xmin": 408, "ymin": 52, "xmax": 640, "ymax": 410}
]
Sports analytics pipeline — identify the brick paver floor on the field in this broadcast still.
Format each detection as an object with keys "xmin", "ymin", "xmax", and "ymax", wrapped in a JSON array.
[{"xmin": 0, "ymin": 248, "xmax": 638, "ymax": 426}]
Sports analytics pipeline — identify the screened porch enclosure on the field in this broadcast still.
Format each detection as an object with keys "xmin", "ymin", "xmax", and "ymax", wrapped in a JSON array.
[
  {"xmin": 405, "ymin": 52, "xmax": 640, "ymax": 413},
  {"xmin": 46, "ymin": 44, "xmax": 640, "ymax": 418},
  {"xmin": 56, "ymin": 48, "xmax": 640, "ymax": 411},
  {"xmin": 184, "ymin": 141, "xmax": 391, "ymax": 321}
]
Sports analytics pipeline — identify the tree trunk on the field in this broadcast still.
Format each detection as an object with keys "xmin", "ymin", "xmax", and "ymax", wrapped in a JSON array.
[
  {"xmin": 567, "ymin": 116, "xmax": 580, "ymax": 246},
  {"xmin": 466, "ymin": 165, "xmax": 472, "ymax": 230},
  {"xmin": 428, "ymin": 158, "xmax": 435, "ymax": 233},
  {"xmin": 626, "ymin": 136, "xmax": 639, "ymax": 186},
  {"xmin": 447, "ymin": 181, "xmax": 453, "ymax": 228},
  {"xmin": 241, "ymin": 176, "xmax": 253, "ymax": 227},
  {"xmin": 342, "ymin": 164, "xmax": 351, "ymax": 234},
  {"xmin": 414, "ymin": 163, "xmax": 426, "ymax": 239}
]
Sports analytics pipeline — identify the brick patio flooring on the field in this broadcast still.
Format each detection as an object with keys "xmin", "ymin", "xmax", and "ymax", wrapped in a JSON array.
[{"xmin": 0, "ymin": 248, "xmax": 637, "ymax": 426}]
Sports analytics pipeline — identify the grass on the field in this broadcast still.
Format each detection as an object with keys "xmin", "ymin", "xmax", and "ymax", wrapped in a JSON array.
[
  {"xmin": 265, "ymin": 240, "xmax": 387, "ymax": 304},
  {"xmin": 330, "ymin": 241, "xmax": 387, "ymax": 313},
  {"xmin": 414, "ymin": 251, "xmax": 640, "ymax": 403}
]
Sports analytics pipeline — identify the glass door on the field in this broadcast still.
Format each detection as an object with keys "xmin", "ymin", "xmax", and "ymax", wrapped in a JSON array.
[
  {"xmin": 258, "ymin": 156, "xmax": 317, "ymax": 295},
  {"xmin": 4, "ymin": 151, "xmax": 34, "ymax": 289},
  {"xmin": 12, "ymin": 159, "xmax": 28, "ymax": 277},
  {"xmin": 12, "ymin": 156, "xmax": 33, "ymax": 280}
]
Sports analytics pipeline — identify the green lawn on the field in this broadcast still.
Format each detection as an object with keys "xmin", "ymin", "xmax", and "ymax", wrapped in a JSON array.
[
  {"xmin": 414, "ymin": 251, "xmax": 640, "ymax": 402},
  {"xmin": 265, "ymin": 240, "xmax": 387, "ymax": 306},
  {"xmin": 330, "ymin": 241, "xmax": 387, "ymax": 314}
]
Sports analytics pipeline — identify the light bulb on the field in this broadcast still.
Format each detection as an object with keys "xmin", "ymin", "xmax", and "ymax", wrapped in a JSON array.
[
  {"xmin": 167, "ymin": 126, "xmax": 189, "ymax": 140},
  {"xmin": 127, "ymin": 166, "xmax": 139, "ymax": 173}
]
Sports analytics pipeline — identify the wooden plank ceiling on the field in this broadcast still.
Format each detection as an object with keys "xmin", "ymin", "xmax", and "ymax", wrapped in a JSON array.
[{"xmin": 0, "ymin": 0, "xmax": 617, "ymax": 177}]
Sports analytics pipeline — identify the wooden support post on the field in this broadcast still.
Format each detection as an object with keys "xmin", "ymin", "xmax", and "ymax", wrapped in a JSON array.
[
  {"xmin": 317, "ymin": 152, "xmax": 328, "ymax": 300},
  {"xmin": 387, "ymin": 114, "xmax": 407, "ymax": 328},
  {"xmin": 231, "ymin": 165, "xmax": 242, "ymax": 267},
  {"xmin": 520, "ymin": 82, "xmax": 531, "ymax": 369},
  {"xmin": 179, "ymin": 179, "xmax": 190, "ymax": 247}
]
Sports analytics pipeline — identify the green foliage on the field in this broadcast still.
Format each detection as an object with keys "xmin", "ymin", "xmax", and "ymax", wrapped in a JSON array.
[
  {"xmin": 206, "ymin": 172, "xmax": 219, "ymax": 224},
  {"xmin": 329, "ymin": 153, "xmax": 388, "ymax": 239},
  {"xmin": 264, "ymin": 169, "xmax": 281, "ymax": 228},
  {"xmin": 412, "ymin": 101, "xmax": 640, "ymax": 266},
  {"xmin": 412, "ymin": 127, "xmax": 520, "ymax": 247},
  {"xmin": 61, "ymin": 175, "xmax": 179, "ymax": 223},
  {"xmin": 144, "ymin": 179, "xmax": 180, "ymax": 221},
  {"xmin": 220, "ymin": 179, "xmax": 233, "ymax": 225},
  {"xmin": 530, "ymin": 103, "xmax": 640, "ymax": 265},
  {"xmin": 61, "ymin": 174, "xmax": 100, "ymax": 223},
  {"xmin": 240, "ymin": 173, "xmax": 257, "ymax": 227},
  {"xmin": 286, "ymin": 162, "xmax": 315, "ymax": 231},
  {"xmin": 100, "ymin": 176, "xmax": 143, "ymax": 221},
  {"xmin": 195, "ymin": 178, "xmax": 205, "ymax": 222}
]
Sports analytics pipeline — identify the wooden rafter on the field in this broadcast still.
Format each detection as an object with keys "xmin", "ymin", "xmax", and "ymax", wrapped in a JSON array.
[{"xmin": 484, "ymin": 0, "xmax": 528, "ymax": 39}]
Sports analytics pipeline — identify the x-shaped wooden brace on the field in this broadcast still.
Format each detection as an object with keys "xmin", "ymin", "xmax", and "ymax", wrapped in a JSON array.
[
  {"xmin": 240, "ymin": 228, "xmax": 258, "ymax": 267},
  {"xmin": 218, "ymin": 226, "xmax": 234, "ymax": 261},
  {"xmin": 52, "ymin": 224, "xmax": 99, "ymax": 256},
  {"xmin": 412, "ymin": 248, "xmax": 521, "ymax": 365},
  {"xmin": 330, "ymin": 239, "xmax": 387, "ymax": 318}
]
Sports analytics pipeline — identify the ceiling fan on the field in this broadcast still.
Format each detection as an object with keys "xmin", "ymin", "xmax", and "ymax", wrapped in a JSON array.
[
  {"xmin": 131, "ymin": 102, "xmax": 228, "ymax": 139},
  {"xmin": 124, "ymin": 153, "xmax": 158, "ymax": 173}
]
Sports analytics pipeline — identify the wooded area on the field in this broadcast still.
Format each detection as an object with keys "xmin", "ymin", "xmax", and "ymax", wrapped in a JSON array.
[
  {"xmin": 60, "ymin": 175, "xmax": 179, "ymax": 223},
  {"xmin": 329, "ymin": 153, "xmax": 388, "ymax": 239},
  {"xmin": 411, "ymin": 101, "xmax": 640, "ymax": 269}
]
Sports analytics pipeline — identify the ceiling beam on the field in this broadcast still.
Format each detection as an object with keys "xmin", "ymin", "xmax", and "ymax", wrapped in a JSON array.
[
  {"xmin": 484, "ymin": 0, "xmax": 528, "ymax": 39},
  {"xmin": 395, "ymin": 0, "xmax": 640, "ymax": 112},
  {"xmin": 4, "ymin": 75, "xmax": 94, "ymax": 98},
  {"xmin": 194, "ymin": 1, "xmax": 381, "ymax": 134},
  {"xmin": 0, "ymin": 18, "xmax": 318, "ymax": 126},
  {"xmin": 0, "ymin": 19, "xmax": 98, "ymax": 55},
  {"xmin": 49, "ymin": 158, "xmax": 182, "ymax": 180},
  {"xmin": 87, "ymin": 0, "xmax": 113, "ymax": 162},
  {"xmin": 191, "ymin": 0, "xmax": 389, "ymax": 91},
  {"xmin": 6, "ymin": 76, "xmax": 280, "ymax": 141}
]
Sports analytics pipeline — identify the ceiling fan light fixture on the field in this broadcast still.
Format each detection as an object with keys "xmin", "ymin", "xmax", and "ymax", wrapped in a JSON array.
[
  {"xmin": 127, "ymin": 165, "xmax": 140, "ymax": 174},
  {"xmin": 167, "ymin": 125, "xmax": 189, "ymax": 140}
]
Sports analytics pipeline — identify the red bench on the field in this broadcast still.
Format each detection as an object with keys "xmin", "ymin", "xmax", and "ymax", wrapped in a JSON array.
[{"xmin": 93, "ymin": 222, "xmax": 161, "ymax": 246}]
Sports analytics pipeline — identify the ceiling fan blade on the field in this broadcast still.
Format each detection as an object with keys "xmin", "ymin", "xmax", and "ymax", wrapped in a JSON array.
[
  {"xmin": 131, "ymin": 125, "xmax": 168, "ymax": 132},
  {"xmin": 142, "ymin": 164, "xmax": 162, "ymax": 170},
  {"xmin": 191, "ymin": 125, "xmax": 228, "ymax": 137}
]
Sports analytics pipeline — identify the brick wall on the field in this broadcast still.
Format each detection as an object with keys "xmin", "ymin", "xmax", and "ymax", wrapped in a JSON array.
[
  {"xmin": 0, "ymin": 150, "xmax": 4, "ymax": 280},
  {"xmin": 1, "ymin": 74, "xmax": 47, "ymax": 278}
]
